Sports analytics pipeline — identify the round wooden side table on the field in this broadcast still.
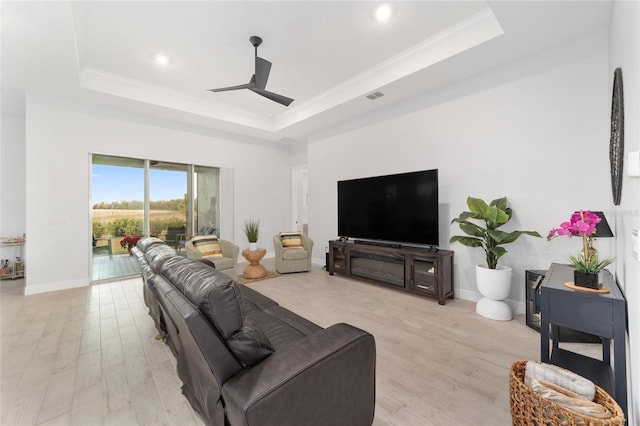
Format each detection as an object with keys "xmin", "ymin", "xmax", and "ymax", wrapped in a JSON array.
[{"xmin": 241, "ymin": 249, "xmax": 267, "ymax": 279}]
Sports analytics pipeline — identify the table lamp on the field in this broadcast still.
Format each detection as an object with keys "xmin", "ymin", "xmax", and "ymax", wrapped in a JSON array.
[{"xmin": 587, "ymin": 211, "xmax": 614, "ymax": 256}]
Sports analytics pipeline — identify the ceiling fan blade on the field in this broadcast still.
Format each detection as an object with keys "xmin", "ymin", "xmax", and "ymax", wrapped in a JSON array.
[
  {"xmin": 208, "ymin": 83, "xmax": 253, "ymax": 93},
  {"xmin": 255, "ymin": 57, "xmax": 271, "ymax": 90},
  {"xmin": 250, "ymin": 88, "xmax": 294, "ymax": 106},
  {"xmin": 209, "ymin": 76, "xmax": 256, "ymax": 93}
]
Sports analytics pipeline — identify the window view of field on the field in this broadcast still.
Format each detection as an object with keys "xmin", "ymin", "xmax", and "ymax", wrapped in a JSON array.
[
  {"xmin": 91, "ymin": 156, "xmax": 218, "ymax": 282},
  {"xmin": 93, "ymin": 199, "xmax": 186, "ymax": 254}
]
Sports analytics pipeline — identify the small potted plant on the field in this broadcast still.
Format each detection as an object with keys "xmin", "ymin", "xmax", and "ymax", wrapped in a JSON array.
[
  {"xmin": 244, "ymin": 219, "xmax": 259, "ymax": 251},
  {"xmin": 547, "ymin": 210, "xmax": 613, "ymax": 289},
  {"xmin": 450, "ymin": 196, "xmax": 541, "ymax": 320}
]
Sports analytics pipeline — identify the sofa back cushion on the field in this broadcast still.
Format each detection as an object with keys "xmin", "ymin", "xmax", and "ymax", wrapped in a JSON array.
[
  {"xmin": 280, "ymin": 231, "xmax": 303, "ymax": 249},
  {"xmin": 144, "ymin": 243, "xmax": 177, "ymax": 271},
  {"xmin": 159, "ymin": 256, "xmax": 243, "ymax": 339},
  {"xmin": 136, "ymin": 236, "xmax": 166, "ymax": 252},
  {"xmin": 192, "ymin": 236, "xmax": 223, "ymax": 258},
  {"xmin": 158, "ymin": 256, "xmax": 275, "ymax": 366}
]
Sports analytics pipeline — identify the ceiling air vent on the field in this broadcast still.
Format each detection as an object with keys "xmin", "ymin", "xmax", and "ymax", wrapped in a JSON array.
[{"xmin": 366, "ymin": 91, "xmax": 385, "ymax": 100}]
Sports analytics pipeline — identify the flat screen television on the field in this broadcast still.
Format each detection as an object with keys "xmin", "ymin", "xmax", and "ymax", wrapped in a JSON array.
[{"xmin": 338, "ymin": 169, "xmax": 439, "ymax": 246}]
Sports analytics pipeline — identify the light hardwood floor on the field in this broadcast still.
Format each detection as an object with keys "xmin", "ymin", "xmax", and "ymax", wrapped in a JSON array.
[{"xmin": 2, "ymin": 261, "xmax": 553, "ymax": 425}]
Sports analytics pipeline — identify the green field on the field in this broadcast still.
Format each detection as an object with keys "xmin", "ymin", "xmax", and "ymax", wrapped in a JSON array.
[
  {"xmin": 92, "ymin": 209, "xmax": 180, "ymax": 220},
  {"xmin": 93, "ymin": 209, "xmax": 186, "ymax": 254}
]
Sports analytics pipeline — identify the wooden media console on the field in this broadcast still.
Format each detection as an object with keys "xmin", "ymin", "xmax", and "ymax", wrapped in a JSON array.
[{"xmin": 328, "ymin": 240, "xmax": 454, "ymax": 305}]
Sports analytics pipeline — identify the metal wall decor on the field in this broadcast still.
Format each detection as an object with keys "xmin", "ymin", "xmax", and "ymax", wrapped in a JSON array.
[{"xmin": 609, "ymin": 68, "xmax": 624, "ymax": 205}]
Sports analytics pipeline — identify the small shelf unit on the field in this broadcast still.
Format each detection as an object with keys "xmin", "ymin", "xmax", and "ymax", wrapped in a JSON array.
[{"xmin": 0, "ymin": 242, "xmax": 25, "ymax": 280}]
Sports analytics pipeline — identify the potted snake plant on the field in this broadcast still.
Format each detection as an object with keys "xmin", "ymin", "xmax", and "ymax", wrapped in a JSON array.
[{"xmin": 243, "ymin": 219, "xmax": 259, "ymax": 251}]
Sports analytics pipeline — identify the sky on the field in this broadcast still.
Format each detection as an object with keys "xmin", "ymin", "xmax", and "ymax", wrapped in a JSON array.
[{"xmin": 92, "ymin": 165, "xmax": 187, "ymax": 203}]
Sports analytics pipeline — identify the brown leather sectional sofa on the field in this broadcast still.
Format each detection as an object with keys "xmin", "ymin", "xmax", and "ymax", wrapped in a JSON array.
[{"xmin": 132, "ymin": 237, "xmax": 376, "ymax": 426}]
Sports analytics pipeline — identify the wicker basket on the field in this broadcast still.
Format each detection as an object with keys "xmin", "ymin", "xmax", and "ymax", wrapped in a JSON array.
[{"xmin": 510, "ymin": 360, "xmax": 624, "ymax": 426}]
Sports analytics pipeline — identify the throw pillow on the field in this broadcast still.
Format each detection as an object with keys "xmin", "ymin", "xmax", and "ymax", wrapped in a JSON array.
[
  {"xmin": 226, "ymin": 321, "xmax": 275, "ymax": 367},
  {"xmin": 192, "ymin": 237, "xmax": 223, "ymax": 258},
  {"xmin": 280, "ymin": 232, "xmax": 303, "ymax": 249}
]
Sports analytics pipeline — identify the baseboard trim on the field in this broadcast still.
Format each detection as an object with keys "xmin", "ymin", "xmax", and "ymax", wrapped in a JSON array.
[
  {"xmin": 455, "ymin": 288, "xmax": 525, "ymax": 315},
  {"xmin": 24, "ymin": 278, "xmax": 89, "ymax": 295}
]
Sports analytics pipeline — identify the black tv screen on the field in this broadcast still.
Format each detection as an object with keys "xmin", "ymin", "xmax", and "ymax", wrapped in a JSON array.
[{"xmin": 338, "ymin": 169, "xmax": 439, "ymax": 246}]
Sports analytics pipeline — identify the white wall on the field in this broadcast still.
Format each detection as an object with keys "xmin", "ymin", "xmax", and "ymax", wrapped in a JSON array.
[
  {"xmin": 609, "ymin": 1, "xmax": 640, "ymax": 423},
  {"xmin": 1, "ymin": 117, "xmax": 26, "ymax": 237},
  {"xmin": 24, "ymin": 93, "xmax": 291, "ymax": 294},
  {"xmin": 308, "ymin": 34, "xmax": 610, "ymax": 313},
  {"xmin": 289, "ymin": 142, "xmax": 308, "ymax": 168}
]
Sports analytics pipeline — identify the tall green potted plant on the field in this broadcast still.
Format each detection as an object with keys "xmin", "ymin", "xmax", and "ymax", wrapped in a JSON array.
[
  {"xmin": 244, "ymin": 219, "xmax": 259, "ymax": 251},
  {"xmin": 450, "ymin": 196, "xmax": 541, "ymax": 320}
]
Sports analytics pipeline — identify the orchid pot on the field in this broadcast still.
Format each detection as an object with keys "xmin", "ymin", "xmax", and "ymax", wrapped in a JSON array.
[{"xmin": 574, "ymin": 270, "xmax": 604, "ymax": 289}]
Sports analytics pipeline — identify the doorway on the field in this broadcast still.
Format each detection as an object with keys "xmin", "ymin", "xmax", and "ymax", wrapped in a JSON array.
[
  {"xmin": 91, "ymin": 155, "xmax": 145, "ymax": 281},
  {"xmin": 291, "ymin": 166, "xmax": 308, "ymax": 235}
]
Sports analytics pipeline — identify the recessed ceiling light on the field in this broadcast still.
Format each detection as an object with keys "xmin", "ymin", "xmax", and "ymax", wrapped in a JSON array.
[
  {"xmin": 154, "ymin": 54, "xmax": 170, "ymax": 66},
  {"xmin": 375, "ymin": 4, "xmax": 394, "ymax": 23}
]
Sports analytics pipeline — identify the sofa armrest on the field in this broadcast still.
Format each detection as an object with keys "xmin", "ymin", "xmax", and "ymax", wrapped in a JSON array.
[
  {"xmin": 185, "ymin": 241, "xmax": 204, "ymax": 260},
  {"xmin": 272, "ymin": 235, "xmax": 284, "ymax": 259},
  {"xmin": 222, "ymin": 323, "xmax": 376, "ymax": 426},
  {"xmin": 301, "ymin": 234, "xmax": 313, "ymax": 254},
  {"xmin": 219, "ymin": 240, "xmax": 239, "ymax": 263}
]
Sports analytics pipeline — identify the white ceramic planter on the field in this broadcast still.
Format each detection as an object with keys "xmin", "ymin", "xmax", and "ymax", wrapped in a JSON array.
[
  {"xmin": 249, "ymin": 242, "xmax": 258, "ymax": 251},
  {"xmin": 475, "ymin": 265, "xmax": 513, "ymax": 321}
]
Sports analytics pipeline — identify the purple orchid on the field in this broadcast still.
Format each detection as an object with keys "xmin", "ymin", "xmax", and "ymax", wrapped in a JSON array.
[{"xmin": 547, "ymin": 211, "xmax": 600, "ymax": 240}]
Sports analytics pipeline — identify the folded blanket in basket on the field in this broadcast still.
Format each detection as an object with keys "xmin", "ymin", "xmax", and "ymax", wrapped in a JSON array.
[
  {"xmin": 528, "ymin": 379, "xmax": 612, "ymax": 419},
  {"xmin": 524, "ymin": 360, "xmax": 596, "ymax": 400}
]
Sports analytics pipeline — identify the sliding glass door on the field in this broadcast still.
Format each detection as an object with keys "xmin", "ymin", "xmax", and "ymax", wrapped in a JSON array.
[
  {"xmin": 91, "ymin": 154, "xmax": 220, "ymax": 282},
  {"xmin": 194, "ymin": 166, "xmax": 220, "ymax": 236},
  {"xmin": 91, "ymin": 155, "xmax": 145, "ymax": 281},
  {"xmin": 149, "ymin": 161, "xmax": 188, "ymax": 248}
]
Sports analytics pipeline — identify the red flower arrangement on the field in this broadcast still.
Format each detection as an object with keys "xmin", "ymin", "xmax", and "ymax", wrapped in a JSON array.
[{"xmin": 120, "ymin": 236, "xmax": 142, "ymax": 253}]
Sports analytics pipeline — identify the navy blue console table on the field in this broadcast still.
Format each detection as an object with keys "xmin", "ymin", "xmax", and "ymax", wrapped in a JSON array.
[{"xmin": 540, "ymin": 263, "xmax": 627, "ymax": 417}]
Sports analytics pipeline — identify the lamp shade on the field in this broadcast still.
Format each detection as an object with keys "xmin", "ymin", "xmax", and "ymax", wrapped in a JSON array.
[
  {"xmin": 573, "ymin": 211, "xmax": 614, "ymax": 237},
  {"xmin": 592, "ymin": 211, "xmax": 614, "ymax": 238}
]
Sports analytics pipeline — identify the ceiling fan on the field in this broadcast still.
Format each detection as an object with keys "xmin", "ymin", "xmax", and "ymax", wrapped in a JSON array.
[{"xmin": 208, "ymin": 36, "xmax": 294, "ymax": 107}]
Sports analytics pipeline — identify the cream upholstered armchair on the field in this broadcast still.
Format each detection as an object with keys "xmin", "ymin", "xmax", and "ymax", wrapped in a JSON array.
[
  {"xmin": 185, "ymin": 236, "xmax": 239, "ymax": 279},
  {"xmin": 273, "ymin": 233, "xmax": 313, "ymax": 274}
]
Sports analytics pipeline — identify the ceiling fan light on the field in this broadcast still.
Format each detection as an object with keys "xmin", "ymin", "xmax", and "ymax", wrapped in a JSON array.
[{"xmin": 375, "ymin": 4, "xmax": 394, "ymax": 23}]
